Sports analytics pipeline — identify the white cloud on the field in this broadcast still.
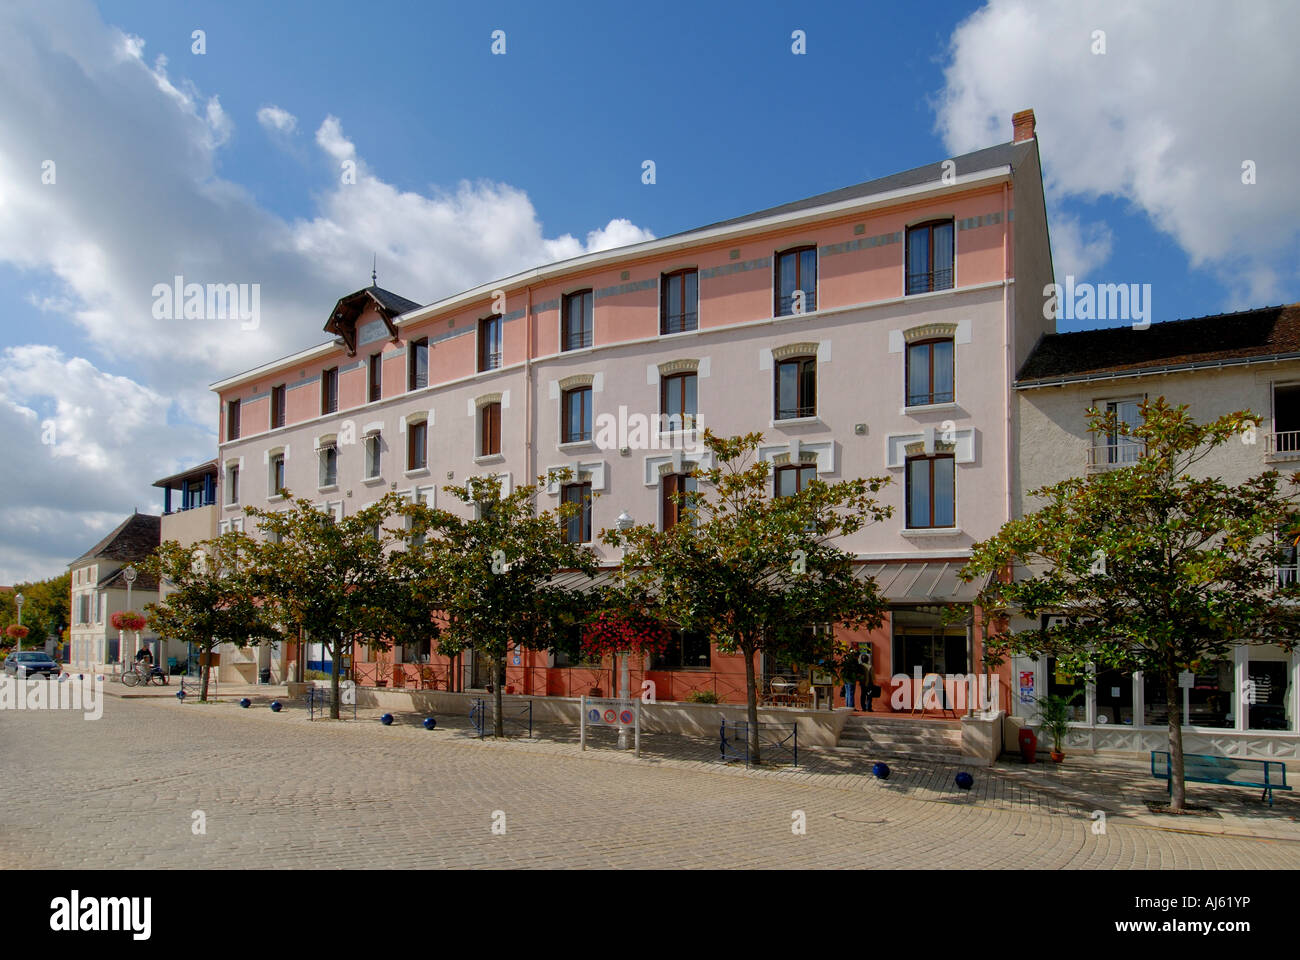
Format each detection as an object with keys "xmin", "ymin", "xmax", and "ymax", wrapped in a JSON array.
[
  {"xmin": 256, "ymin": 105, "xmax": 297, "ymax": 134},
  {"xmin": 936, "ymin": 0, "xmax": 1300, "ymax": 301},
  {"xmin": 0, "ymin": 0, "xmax": 654, "ymax": 580}
]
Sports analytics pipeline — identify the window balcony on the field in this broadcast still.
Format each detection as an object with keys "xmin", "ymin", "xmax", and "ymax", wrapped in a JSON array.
[
  {"xmin": 1087, "ymin": 442, "xmax": 1145, "ymax": 471},
  {"xmin": 1277, "ymin": 565, "xmax": 1299, "ymax": 588},
  {"xmin": 1266, "ymin": 431, "xmax": 1300, "ymax": 460}
]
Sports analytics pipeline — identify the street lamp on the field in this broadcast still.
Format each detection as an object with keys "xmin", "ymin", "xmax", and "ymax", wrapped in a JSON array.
[
  {"xmin": 14, "ymin": 592, "xmax": 23, "ymax": 654},
  {"xmin": 614, "ymin": 512, "xmax": 635, "ymax": 749},
  {"xmin": 123, "ymin": 565, "xmax": 138, "ymax": 665}
]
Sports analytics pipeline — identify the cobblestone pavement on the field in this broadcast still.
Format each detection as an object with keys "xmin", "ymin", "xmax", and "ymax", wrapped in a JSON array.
[{"xmin": 2, "ymin": 690, "xmax": 1298, "ymax": 869}]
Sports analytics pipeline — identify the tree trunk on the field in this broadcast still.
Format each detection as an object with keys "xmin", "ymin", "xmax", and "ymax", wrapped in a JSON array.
[
  {"xmin": 493, "ymin": 655, "xmax": 505, "ymax": 738},
  {"xmin": 330, "ymin": 640, "xmax": 341, "ymax": 720},
  {"xmin": 1166, "ymin": 660, "xmax": 1186, "ymax": 811},
  {"xmin": 743, "ymin": 641, "xmax": 761, "ymax": 765},
  {"xmin": 200, "ymin": 659, "xmax": 211, "ymax": 702}
]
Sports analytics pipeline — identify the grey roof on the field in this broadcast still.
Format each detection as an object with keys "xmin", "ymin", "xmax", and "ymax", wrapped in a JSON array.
[
  {"xmin": 853, "ymin": 562, "xmax": 989, "ymax": 604},
  {"xmin": 664, "ymin": 140, "xmax": 1031, "ymax": 240},
  {"xmin": 364, "ymin": 286, "xmax": 422, "ymax": 315},
  {"xmin": 549, "ymin": 562, "xmax": 987, "ymax": 604},
  {"xmin": 70, "ymin": 512, "xmax": 161, "ymax": 566},
  {"xmin": 1017, "ymin": 303, "xmax": 1300, "ymax": 386},
  {"xmin": 153, "ymin": 459, "xmax": 218, "ymax": 489}
]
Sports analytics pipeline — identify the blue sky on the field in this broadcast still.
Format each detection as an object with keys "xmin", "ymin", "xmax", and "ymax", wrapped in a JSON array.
[{"xmin": 0, "ymin": 0, "xmax": 1296, "ymax": 581}]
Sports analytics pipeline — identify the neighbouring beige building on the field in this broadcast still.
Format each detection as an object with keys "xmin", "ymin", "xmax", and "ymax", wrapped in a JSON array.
[
  {"xmin": 67, "ymin": 512, "xmax": 161, "ymax": 673},
  {"xmin": 1011, "ymin": 303, "xmax": 1300, "ymax": 760}
]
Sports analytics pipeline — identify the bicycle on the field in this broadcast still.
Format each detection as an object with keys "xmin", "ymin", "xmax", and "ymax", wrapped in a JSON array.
[{"xmin": 121, "ymin": 663, "xmax": 169, "ymax": 687}]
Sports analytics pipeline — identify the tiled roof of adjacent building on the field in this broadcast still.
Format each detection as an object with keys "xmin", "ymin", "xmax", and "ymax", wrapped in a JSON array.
[
  {"xmin": 1016, "ymin": 304, "xmax": 1300, "ymax": 386},
  {"xmin": 70, "ymin": 512, "xmax": 161, "ymax": 566}
]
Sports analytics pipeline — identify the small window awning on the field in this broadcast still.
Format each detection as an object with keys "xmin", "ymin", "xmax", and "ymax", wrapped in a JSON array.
[{"xmin": 853, "ymin": 561, "xmax": 989, "ymax": 604}]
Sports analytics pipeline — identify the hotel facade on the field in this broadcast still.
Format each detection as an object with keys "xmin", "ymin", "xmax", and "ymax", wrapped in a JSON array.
[{"xmin": 209, "ymin": 111, "xmax": 1055, "ymax": 715}]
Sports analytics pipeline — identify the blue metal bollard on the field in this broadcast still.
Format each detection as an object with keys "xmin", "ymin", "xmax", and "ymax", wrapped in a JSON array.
[
  {"xmin": 239, "ymin": 698, "xmax": 251, "ymax": 708},
  {"xmin": 381, "ymin": 713, "xmax": 394, "ymax": 726},
  {"xmin": 423, "ymin": 717, "xmax": 436, "ymax": 730},
  {"xmin": 955, "ymin": 771, "xmax": 974, "ymax": 790},
  {"xmin": 872, "ymin": 761, "xmax": 891, "ymax": 780},
  {"xmin": 270, "ymin": 700, "xmax": 282, "ymax": 713}
]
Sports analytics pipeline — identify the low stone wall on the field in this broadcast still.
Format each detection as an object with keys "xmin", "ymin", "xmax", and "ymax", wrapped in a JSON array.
[{"xmin": 349, "ymin": 687, "xmax": 850, "ymax": 747}]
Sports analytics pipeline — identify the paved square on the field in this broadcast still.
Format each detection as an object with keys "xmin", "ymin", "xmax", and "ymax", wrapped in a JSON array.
[{"xmin": 1, "ymin": 690, "xmax": 1297, "ymax": 869}]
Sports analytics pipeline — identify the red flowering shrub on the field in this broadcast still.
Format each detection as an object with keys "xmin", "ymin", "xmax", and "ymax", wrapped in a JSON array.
[
  {"xmin": 580, "ymin": 611, "xmax": 671, "ymax": 661},
  {"xmin": 5, "ymin": 625, "xmax": 29, "ymax": 640},
  {"xmin": 110, "ymin": 611, "xmax": 147, "ymax": 632}
]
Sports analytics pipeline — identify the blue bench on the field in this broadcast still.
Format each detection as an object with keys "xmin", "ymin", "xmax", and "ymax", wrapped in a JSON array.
[{"xmin": 1150, "ymin": 751, "xmax": 1292, "ymax": 807}]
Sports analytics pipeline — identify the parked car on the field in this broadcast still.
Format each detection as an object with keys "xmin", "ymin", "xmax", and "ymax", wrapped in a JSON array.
[{"xmin": 3, "ymin": 651, "xmax": 60, "ymax": 677}]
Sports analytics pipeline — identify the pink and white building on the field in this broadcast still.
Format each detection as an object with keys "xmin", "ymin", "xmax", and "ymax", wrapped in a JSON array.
[{"xmin": 210, "ymin": 110, "xmax": 1056, "ymax": 709}]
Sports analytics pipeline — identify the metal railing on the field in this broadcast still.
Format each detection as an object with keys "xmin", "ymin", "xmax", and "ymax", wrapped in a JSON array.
[
  {"xmin": 468, "ymin": 697, "xmax": 533, "ymax": 739},
  {"xmin": 1278, "ymin": 565, "xmax": 1299, "ymax": 587},
  {"xmin": 1087, "ymin": 442, "xmax": 1145, "ymax": 469},
  {"xmin": 719, "ymin": 719, "xmax": 798, "ymax": 767},
  {"xmin": 562, "ymin": 330, "xmax": 593, "ymax": 352},
  {"xmin": 308, "ymin": 683, "xmax": 357, "ymax": 721},
  {"xmin": 776, "ymin": 292, "xmax": 818, "ymax": 316},
  {"xmin": 661, "ymin": 312, "xmax": 698, "ymax": 335},
  {"xmin": 906, "ymin": 269, "xmax": 954, "ymax": 295}
]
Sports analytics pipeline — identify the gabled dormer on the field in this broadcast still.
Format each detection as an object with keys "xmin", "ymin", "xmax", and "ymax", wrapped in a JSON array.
[{"xmin": 323, "ymin": 285, "xmax": 422, "ymax": 357}]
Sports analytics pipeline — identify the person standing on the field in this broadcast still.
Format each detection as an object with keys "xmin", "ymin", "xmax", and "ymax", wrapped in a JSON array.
[{"xmin": 840, "ymin": 652, "xmax": 864, "ymax": 710}]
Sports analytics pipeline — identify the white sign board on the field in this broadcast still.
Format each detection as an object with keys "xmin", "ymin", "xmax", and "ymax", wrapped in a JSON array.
[{"xmin": 579, "ymin": 696, "xmax": 642, "ymax": 757}]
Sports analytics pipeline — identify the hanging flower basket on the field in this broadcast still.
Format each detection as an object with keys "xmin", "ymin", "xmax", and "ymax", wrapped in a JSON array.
[
  {"xmin": 580, "ymin": 611, "xmax": 671, "ymax": 661},
  {"xmin": 111, "ymin": 611, "xmax": 147, "ymax": 632},
  {"xmin": 5, "ymin": 625, "xmax": 28, "ymax": 640}
]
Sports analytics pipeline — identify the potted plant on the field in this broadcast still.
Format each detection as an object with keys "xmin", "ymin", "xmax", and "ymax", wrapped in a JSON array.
[{"xmin": 1035, "ymin": 692, "xmax": 1080, "ymax": 762}]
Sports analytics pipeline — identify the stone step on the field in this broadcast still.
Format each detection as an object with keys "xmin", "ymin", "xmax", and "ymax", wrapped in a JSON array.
[{"xmin": 839, "ymin": 727, "xmax": 962, "ymax": 746}]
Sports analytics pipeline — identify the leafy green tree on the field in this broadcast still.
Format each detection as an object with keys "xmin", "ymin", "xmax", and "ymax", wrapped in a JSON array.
[
  {"xmin": 2, "ymin": 571, "xmax": 70, "ymax": 652},
  {"xmin": 604, "ymin": 431, "xmax": 893, "ymax": 764},
  {"xmin": 141, "ymin": 533, "xmax": 282, "ymax": 702},
  {"xmin": 406, "ymin": 473, "xmax": 599, "ymax": 737},
  {"xmin": 964, "ymin": 399, "xmax": 1300, "ymax": 810},
  {"xmin": 243, "ymin": 492, "xmax": 432, "ymax": 718}
]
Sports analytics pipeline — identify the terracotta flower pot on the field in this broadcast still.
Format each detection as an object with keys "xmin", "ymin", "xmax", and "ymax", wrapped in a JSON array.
[{"xmin": 1050, "ymin": 750, "xmax": 1065, "ymax": 763}]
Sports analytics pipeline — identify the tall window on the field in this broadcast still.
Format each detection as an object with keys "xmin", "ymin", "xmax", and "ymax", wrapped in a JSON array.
[
  {"xmin": 1104, "ymin": 399, "xmax": 1143, "ymax": 464},
  {"xmin": 906, "ymin": 454, "xmax": 955, "ymax": 528},
  {"xmin": 408, "ymin": 338, "xmax": 428, "ymax": 391},
  {"xmin": 368, "ymin": 353, "xmax": 383, "ymax": 403},
  {"xmin": 226, "ymin": 400, "xmax": 240, "ymax": 441},
  {"xmin": 408, "ymin": 420, "xmax": 428, "ymax": 471},
  {"xmin": 775, "ymin": 464, "xmax": 817, "ymax": 498},
  {"xmin": 775, "ymin": 246, "xmax": 817, "ymax": 316},
  {"xmin": 562, "ymin": 290, "xmax": 593, "ymax": 351},
  {"xmin": 271, "ymin": 384, "xmax": 286, "ymax": 429},
  {"xmin": 318, "ymin": 442, "xmax": 338, "ymax": 487},
  {"xmin": 651, "ymin": 629, "xmax": 711, "ymax": 669},
  {"xmin": 662, "ymin": 472, "xmax": 698, "ymax": 531},
  {"xmin": 480, "ymin": 402, "xmax": 502, "ymax": 456},
  {"xmin": 479, "ymin": 315, "xmax": 502, "ymax": 371},
  {"xmin": 321, "ymin": 368, "xmax": 338, "ymax": 415},
  {"xmin": 774, "ymin": 356, "xmax": 816, "ymax": 420},
  {"xmin": 562, "ymin": 386, "xmax": 592, "ymax": 443},
  {"xmin": 661, "ymin": 372, "xmax": 697, "ymax": 431},
  {"xmin": 227, "ymin": 464, "xmax": 240, "ymax": 504},
  {"xmin": 270, "ymin": 453, "xmax": 285, "ymax": 495},
  {"xmin": 364, "ymin": 433, "xmax": 382, "ymax": 479},
  {"xmin": 906, "ymin": 339, "xmax": 955, "ymax": 406},
  {"xmin": 562, "ymin": 482, "xmax": 592, "ymax": 543},
  {"xmin": 661, "ymin": 269, "xmax": 698, "ymax": 334},
  {"xmin": 906, "ymin": 220, "xmax": 954, "ymax": 294}
]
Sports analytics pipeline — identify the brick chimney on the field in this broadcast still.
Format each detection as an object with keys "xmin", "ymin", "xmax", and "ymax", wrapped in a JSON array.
[{"xmin": 1012, "ymin": 108, "xmax": 1036, "ymax": 143}]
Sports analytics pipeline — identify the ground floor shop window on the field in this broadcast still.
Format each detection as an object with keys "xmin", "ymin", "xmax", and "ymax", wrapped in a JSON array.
[
  {"xmin": 1186, "ymin": 660, "xmax": 1235, "ymax": 728},
  {"xmin": 1143, "ymin": 661, "xmax": 1234, "ymax": 728},
  {"xmin": 1247, "ymin": 649, "xmax": 1292, "ymax": 730},
  {"xmin": 891, "ymin": 609, "xmax": 967, "ymax": 676},
  {"xmin": 1094, "ymin": 668, "xmax": 1134, "ymax": 725},
  {"xmin": 651, "ymin": 630, "xmax": 710, "ymax": 670},
  {"xmin": 1046, "ymin": 658, "xmax": 1087, "ymax": 721}
]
